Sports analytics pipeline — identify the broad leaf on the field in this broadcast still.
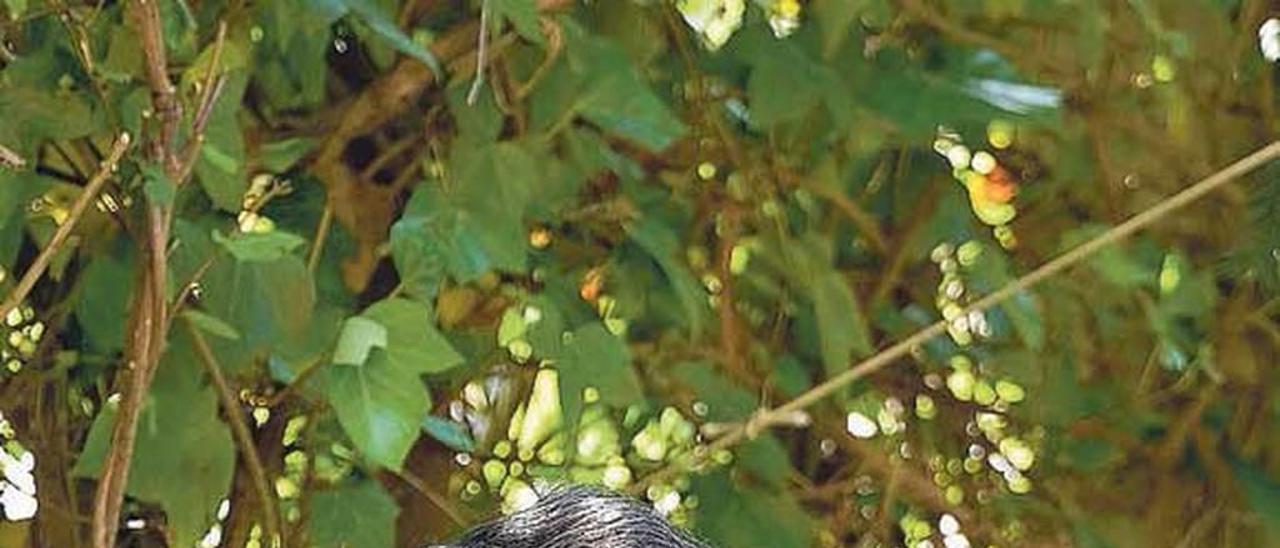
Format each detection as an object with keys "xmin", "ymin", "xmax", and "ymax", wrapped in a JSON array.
[
  {"xmin": 74, "ymin": 332, "xmax": 235, "ymax": 548},
  {"xmin": 324, "ymin": 349, "xmax": 431, "ymax": 471},
  {"xmin": 309, "ymin": 480, "xmax": 399, "ymax": 548},
  {"xmin": 362, "ymin": 297, "xmax": 464, "ymax": 374}
]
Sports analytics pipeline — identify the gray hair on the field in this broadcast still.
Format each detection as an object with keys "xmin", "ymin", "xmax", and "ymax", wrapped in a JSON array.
[{"xmin": 429, "ymin": 485, "xmax": 710, "ymax": 548}]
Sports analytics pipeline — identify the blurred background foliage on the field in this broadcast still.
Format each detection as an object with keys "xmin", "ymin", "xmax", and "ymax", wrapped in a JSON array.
[{"xmin": 0, "ymin": 0, "xmax": 1279, "ymax": 546}]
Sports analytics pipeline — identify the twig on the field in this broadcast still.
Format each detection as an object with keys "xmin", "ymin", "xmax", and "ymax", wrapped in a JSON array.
[
  {"xmin": 0, "ymin": 142, "xmax": 26, "ymax": 169},
  {"xmin": 307, "ymin": 204, "xmax": 334, "ymax": 273},
  {"xmin": 92, "ymin": 0, "xmax": 183, "ymax": 544},
  {"xmin": 0, "ymin": 133, "xmax": 130, "ymax": 322},
  {"xmin": 639, "ymin": 139, "xmax": 1280, "ymax": 487},
  {"xmin": 183, "ymin": 319, "xmax": 284, "ymax": 545},
  {"xmin": 793, "ymin": 174, "xmax": 889, "ymax": 255},
  {"xmin": 466, "ymin": 0, "xmax": 491, "ymax": 105},
  {"xmin": 392, "ymin": 468, "xmax": 468, "ymax": 527},
  {"xmin": 513, "ymin": 17, "xmax": 564, "ymax": 101},
  {"xmin": 265, "ymin": 356, "xmax": 326, "ymax": 408},
  {"xmin": 166, "ymin": 255, "xmax": 217, "ymax": 328}
]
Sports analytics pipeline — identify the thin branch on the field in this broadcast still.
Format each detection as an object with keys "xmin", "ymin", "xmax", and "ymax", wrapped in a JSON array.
[
  {"xmin": 184, "ymin": 318, "xmax": 284, "ymax": 545},
  {"xmin": 166, "ymin": 255, "xmax": 217, "ymax": 328},
  {"xmin": 392, "ymin": 468, "xmax": 468, "ymax": 527},
  {"xmin": 307, "ymin": 203, "xmax": 334, "ymax": 273},
  {"xmin": 639, "ymin": 139, "xmax": 1280, "ymax": 487},
  {"xmin": 0, "ymin": 142, "xmax": 26, "ymax": 169},
  {"xmin": 792, "ymin": 174, "xmax": 889, "ymax": 255},
  {"xmin": 0, "ymin": 133, "xmax": 130, "ymax": 322},
  {"xmin": 92, "ymin": 0, "xmax": 182, "ymax": 543},
  {"xmin": 466, "ymin": 0, "xmax": 491, "ymax": 105},
  {"xmin": 513, "ymin": 17, "xmax": 564, "ymax": 101}
]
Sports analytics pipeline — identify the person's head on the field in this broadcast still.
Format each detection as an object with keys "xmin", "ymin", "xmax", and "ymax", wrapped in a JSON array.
[{"xmin": 430, "ymin": 484, "xmax": 709, "ymax": 548}]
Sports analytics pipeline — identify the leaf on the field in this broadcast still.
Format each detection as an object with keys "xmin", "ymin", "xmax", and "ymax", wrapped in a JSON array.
[
  {"xmin": 671, "ymin": 360, "xmax": 755, "ymax": 422},
  {"xmin": 217, "ymin": 256, "xmax": 315, "ymax": 349},
  {"xmin": 394, "ymin": 143, "xmax": 536, "ymax": 282},
  {"xmin": 361, "ymin": 298, "xmax": 464, "ymax": 374},
  {"xmin": 193, "ymin": 72, "xmax": 249, "ymax": 211},
  {"xmin": 422, "ymin": 415, "xmax": 476, "ymax": 452},
  {"xmin": 813, "ymin": 0, "xmax": 863, "ymax": 58},
  {"xmin": 556, "ymin": 23, "xmax": 687, "ymax": 150},
  {"xmin": 141, "ymin": 163, "xmax": 176, "ymax": 207},
  {"xmin": 212, "ymin": 229, "xmax": 307, "ymax": 263},
  {"xmin": 389, "ymin": 219, "xmax": 447, "ymax": 301},
  {"xmin": 182, "ymin": 309, "xmax": 242, "ymax": 341},
  {"xmin": 627, "ymin": 217, "xmax": 707, "ymax": 335},
  {"xmin": 323, "ymin": 349, "xmax": 430, "ymax": 471},
  {"xmin": 1002, "ymin": 289, "xmax": 1046, "ymax": 350},
  {"xmin": 691, "ymin": 470, "xmax": 814, "ymax": 548},
  {"xmin": 258, "ymin": 137, "xmax": 319, "ymax": 172},
  {"xmin": 4, "ymin": 0, "xmax": 27, "ymax": 20},
  {"xmin": 74, "ymin": 332, "xmax": 235, "ymax": 548},
  {"xmin": 811, "ymin": 270, "xmax": 873, "ymax": 378},
  {"xmin": 553, "ymin": 324, "xmax": 643, "ymax": 430},
  {"xmin": 1232, "ymin": 460, "xmax": 1280, "ymax": 545},
  {"xmin": 308, "ymin": 0, "xmax": 443, "ymax": 76},
  {"xmin": 76, "ymin": 240, "xmax": 135, "ymax": 352},
  {"xmin": 332, "ymin": 316, "xmax": 389, "ymax": 366},
  {"xmin": 491, "ymin": 0, "xmax": 544, "ymax": 44},
  {"xmin": 746, "ymin": 39, "xmax": 828, "ymax": 129},
  {"xmin": 309, "ymin": 480, "xmax": 398, "ymax": 548}
]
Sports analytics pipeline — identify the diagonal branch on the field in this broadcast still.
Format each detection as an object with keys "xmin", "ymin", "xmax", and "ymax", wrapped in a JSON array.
[
  {"xmin": 184, "ymin": 318, "xmax": 284, "ymax": 545},
  {"xmin": 639, "ymin": 139, "xmax": 1280, "ymax": 489},
  {"xmin": 0, "ymin": 133, "xmax": 130, "ymax": 321}
]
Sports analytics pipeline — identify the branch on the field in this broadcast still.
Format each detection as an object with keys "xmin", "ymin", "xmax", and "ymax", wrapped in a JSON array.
[
  {"xmin": 640, "ymin": 138, "xmax": 1280, "ymax": 488},
  {"xmin": 391, "ymin": 468, "xmax": 468, "ymax": 528},
  {"xmin": 0, "ymin": 133, "xmax": 130, "ymax": 322},
  {"xmin": 91, "ymin": 0, "xmax": 184, "ymax": 544},
  {"xmin": 466, "ymin": 0, "xmax": 491, "ymax": 105},
  {"xmin": 184, "ymin": 318, "xmax": 284, "ymax": 545},
  {"xmin": 0, "ymin": 142, "xmax": 26, "ymax": 169}
]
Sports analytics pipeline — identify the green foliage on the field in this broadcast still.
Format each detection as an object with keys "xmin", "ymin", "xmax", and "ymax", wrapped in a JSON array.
[
  {"xmin": 75, "ymin": 333, "xmax": 236, "ymax": 547},
  {"xmin": 3, "ymin": 0, "xmax": 1280, "ymax": 546},
  {"xmin": 308, "ymin": 479, "xmax": 399, "ymax": 547}
]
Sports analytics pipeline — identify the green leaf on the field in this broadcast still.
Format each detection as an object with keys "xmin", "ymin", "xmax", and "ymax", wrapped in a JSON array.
[
  {"xmin": 1002, "ymin": 289, "xmax": 1046, "ymax": 350},
  {"xmin": 323, "ymin": 349, "xmax": 430, "ymax": 470},
  {"xmin": 395, "ymin": 143, "xmax": 536, "ymax": 282},
  {"xmin": 141, "ymin": 164, "xmax": 176, "ymax": 207},
  {"xmin": 737, "ymin": 435, "xmax": 793, "ymax": 489},
  {"xmin": 691, "ymin": 470, "xmax": 814, "ymax": 548},
  {"xmin": 553, "ymin": 324, "xmax": 643, "ymax": 430},
  {"xmin": 194, "ymin": 72, "xmax": 249, "ymax": 211},
  {"xmin": 746, "ymin": 40, "xmax": 827, "ymax": 129},
  {"xmin": 4, "ymin": 0, "xmax": 27, "ymax": 20},
  {"xmin": 361, "ymin": 297, "xmax": 464, "ymax": 374},
  {"xmin": 389, "ymin": 219, "xmax": 447, "ymax": 301},
  {"xmin": 76, "ymin": 240, "xmax": 135, "ymax": 352},
  {"xmin": 332, "ymin": 316, "xmax": 389, "ymax": 366},
  {"xmin": 182, "ymin": 309, "xmax": 242, "ymax": 340},
  {"xmin": 671, "ymin": 360, "xmax": 755, "ymax": 422},
  {"xmin": 212, "ymin": 229, "xmax": 307, "ymax": 263},
  {"xmin": 309, "ymin": 0, "xmax": 443, "ymax": 77},
  {"xmin": 627, "ymin": 216, "xmax": 707, "ymax": 335},
  {"xmin": 811, "ymin": 270, "xmax": 873, "ymax": 378},
  {"xmin": 75, "ymin": 332, "xmax": 235, "ymax": 548},
  {"xmin": 1232, "ymin": 460, "xmax": 1280, "ymax": 545},
  {"xmin": 422, "ymin": 415, "xmax": 476, "ymax": 452},
  {"xmin": 814, "ymin": 0, "xmax": 863, "ymax": 58},
  {"xmin": 258, "ymin": 137, "xmax": 319, "ymax": 172},
  {"xmin": 492, "ymin": 0, "xmax": 544, "ymax": 44},
  {"xmin": 309, "ymin": 480, "xmax": 399, "ymax": 548},
  {"xmin": 554, "ymin": 24, "xmax": 687, "ymax": 150},
  {"xmin": 216, "ymin": 256, "xmax": 315, "ymax": 351}
]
